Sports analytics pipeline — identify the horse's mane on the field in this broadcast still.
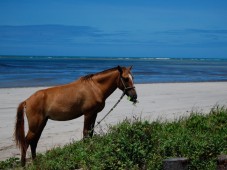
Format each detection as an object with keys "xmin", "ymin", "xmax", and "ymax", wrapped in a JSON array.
[{"xmin": 80, "ymin": 67, "xmax": 118, "ymax": 81}]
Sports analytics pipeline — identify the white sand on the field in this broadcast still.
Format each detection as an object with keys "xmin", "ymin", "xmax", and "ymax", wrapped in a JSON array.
[{"xmin": 0, "ymin": 82, "xmax": 227, "ymax": 161}]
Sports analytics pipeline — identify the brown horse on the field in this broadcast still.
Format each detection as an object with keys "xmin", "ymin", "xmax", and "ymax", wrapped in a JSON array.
[{"xmin": 14, "ymin": 66, "xmax": 137, "ymax": 166}]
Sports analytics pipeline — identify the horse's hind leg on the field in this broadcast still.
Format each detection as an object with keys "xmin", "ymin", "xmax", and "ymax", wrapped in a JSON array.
[
  {"xmin": 23, "ymin": 115, "xmax": 48, "ymax": 164},
  {"xmin": 21, "ymin": 138, "xmax": 29, "ymax": 166},
  {"xmin": 21, "ymin": 130, "xmax": 35, "ymax": 162},
  {"xmin": 21, "ymin": 130, "xmax": 35, "ymax": 166},
  {"xmin": 30, "ymin": 118, "xmax": 48, "ymax": 160}
]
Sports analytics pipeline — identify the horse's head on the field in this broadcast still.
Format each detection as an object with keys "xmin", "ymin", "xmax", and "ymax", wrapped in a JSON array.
[{"xmin": 117, "ymin": 66, "xmax": 137, "ymax": 103}]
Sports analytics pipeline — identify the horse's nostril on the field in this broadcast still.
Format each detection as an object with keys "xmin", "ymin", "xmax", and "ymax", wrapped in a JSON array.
[
  {"xmin": 134, "ymin": 95, "xmax": 137, "ymax": 99},
  {"xmin": 130, "ymin": 95, "xmax": 137, "ymax": 102}
]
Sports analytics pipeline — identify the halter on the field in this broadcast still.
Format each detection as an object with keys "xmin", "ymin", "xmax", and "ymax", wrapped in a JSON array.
[
  {"xmin": 120, "ymin": 76, "xmax": 135, "ymax": 94},
  {"xmin": 92, "ymin": 75, "xmax": 136, "ymax": 133}
]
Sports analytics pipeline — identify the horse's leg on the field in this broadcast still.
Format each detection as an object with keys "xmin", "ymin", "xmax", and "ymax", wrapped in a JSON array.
[
  {"xmin": 23, "ymin": 113, "xmax": 47, "ymax": 164},
  {"xmin": 30, "ymin": 118, "xmax": 48, "ymax": 160},
  {"xmin": 21, "ymin": 142, "xmax": 28, "ymax": 166},
  {"xmin": 83, "ymin": 113, "xmax": 98, "ymax": 138},
  {"xmin": 21, "ymin": 130, "xmax": 35, "ymax": 166}
]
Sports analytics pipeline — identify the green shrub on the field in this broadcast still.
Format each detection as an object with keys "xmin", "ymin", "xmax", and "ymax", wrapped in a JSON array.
[{"xmin": 1, "ymin": 106, "xmax": 227, "ymax": 170}]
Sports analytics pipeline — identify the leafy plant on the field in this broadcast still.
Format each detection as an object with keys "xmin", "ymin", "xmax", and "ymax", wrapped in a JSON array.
[{"xmin": 1, "ymin": 106, "xmax": 227, "ymax": 170}]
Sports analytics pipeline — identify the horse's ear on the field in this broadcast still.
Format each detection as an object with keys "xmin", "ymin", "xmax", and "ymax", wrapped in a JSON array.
[
  {"xmin": 117, "ymin": 65, "xmax": 123, "ymax": 74},
  {"xmin": 129, "ymin": 66, "xmax": 133, "ymax": 70}
]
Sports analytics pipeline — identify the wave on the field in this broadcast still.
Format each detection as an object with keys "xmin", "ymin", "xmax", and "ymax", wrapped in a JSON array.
[{"xmin": 1, "ymin": 55, "xmax": 226, "ymax": 61}]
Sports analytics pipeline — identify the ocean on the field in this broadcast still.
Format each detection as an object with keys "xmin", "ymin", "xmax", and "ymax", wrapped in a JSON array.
[{"xmin": 0, "ymin": 56, "xmax": 227, "ymax": 88}]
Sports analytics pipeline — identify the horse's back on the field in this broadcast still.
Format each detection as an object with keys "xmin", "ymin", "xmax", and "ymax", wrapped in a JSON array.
[{"xmin": 25, "ymin": 80, "xmax": 92, "ymax": 120}]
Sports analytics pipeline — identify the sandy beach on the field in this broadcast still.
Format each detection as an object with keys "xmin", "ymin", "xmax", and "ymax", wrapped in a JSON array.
[{"xmin": 0, "ymin": 82, "xmax": 227, "ymax": 161}]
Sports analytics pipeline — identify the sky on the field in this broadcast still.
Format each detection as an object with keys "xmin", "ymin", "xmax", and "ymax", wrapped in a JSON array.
[{"xmin": 0, "ymin": 0, "xmax": 227, "ymax": 58}]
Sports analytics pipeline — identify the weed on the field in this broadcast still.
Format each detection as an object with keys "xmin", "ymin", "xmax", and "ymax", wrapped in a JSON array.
[{"xmin": 1, "ymin": 106, "xmax": 227, "ymax": 170}]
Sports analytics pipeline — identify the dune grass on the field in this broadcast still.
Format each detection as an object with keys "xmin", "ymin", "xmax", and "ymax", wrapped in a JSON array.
[{"xmin": 1, "ymin": 106, "xmax": 227, "ymax": 170}]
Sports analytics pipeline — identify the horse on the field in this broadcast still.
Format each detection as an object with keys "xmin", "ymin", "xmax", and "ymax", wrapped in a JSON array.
[{"xmin": 14, "ymin": 65, "xmax": 137, "ymax": 166}]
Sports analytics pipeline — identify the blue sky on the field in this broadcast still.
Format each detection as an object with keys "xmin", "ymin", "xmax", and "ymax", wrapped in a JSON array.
[{"xmin": 0, "ymin": 0, "xmax": 227, "ymax": 58}]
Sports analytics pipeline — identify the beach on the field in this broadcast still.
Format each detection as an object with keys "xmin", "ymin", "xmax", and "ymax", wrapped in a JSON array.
[{"xmin": 0, "ymin": 82, "xmax": 227, "ymax": 161}]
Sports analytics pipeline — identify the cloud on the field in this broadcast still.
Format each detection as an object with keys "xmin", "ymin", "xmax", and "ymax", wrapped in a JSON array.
[
  {"xmin": 150, "ymin": 28, "xmax": 227, "ymax": 47},
  {"xmin": 1, "ymin": 25, "xmax": 227, "ymax": 57},
  {"xmin": 155, "ymin": 29, "xmax": 227, "ymax": 35},
  {"xmin": 0, "ymin": 25, "xmax": 128, "ymax": 45},
  {"xmin": 0, "ymin": 25, "xmax": 135, "ymax": 48},
  {"xmin": 2, "ymin": 25, "xmax": 226, "ymax": 46}
]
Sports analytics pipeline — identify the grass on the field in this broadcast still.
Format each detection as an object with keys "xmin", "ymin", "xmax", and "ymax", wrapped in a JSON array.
[{"xmin": 1, "ymin": 106, "xmax": 227, "ymax": 169}]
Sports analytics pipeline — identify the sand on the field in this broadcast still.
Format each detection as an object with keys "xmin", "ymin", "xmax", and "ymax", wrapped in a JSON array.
[{"xmin": 0, "ymin": 82, "xmax": 227, "ymax": 161}]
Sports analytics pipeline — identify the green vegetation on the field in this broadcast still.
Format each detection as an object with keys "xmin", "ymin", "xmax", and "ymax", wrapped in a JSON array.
[{"xmin": 1, "ymin": 106, "xmax": 227, "ymax": 170}]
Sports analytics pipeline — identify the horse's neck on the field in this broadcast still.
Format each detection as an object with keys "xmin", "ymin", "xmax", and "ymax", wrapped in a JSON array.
[{"xmin": 93, "ymin": 71, "xmax": 119, "ymax": 100}]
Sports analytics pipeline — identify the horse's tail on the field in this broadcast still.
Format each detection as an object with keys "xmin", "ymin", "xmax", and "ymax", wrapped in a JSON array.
[{"xmin": 14, "ymin": 101, "xmax": 26, "ymax": 150}]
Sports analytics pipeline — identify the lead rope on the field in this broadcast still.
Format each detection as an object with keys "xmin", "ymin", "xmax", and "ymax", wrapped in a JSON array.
[
  {"xmin": 92, "ymin": 91, "xmax": 125, "ymax": 132},
  {"xmin": 92, "ymin": 77, "xmax": 136, "ymax": 134}
]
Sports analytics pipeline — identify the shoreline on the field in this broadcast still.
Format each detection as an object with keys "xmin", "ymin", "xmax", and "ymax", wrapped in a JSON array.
[
  {"xmin": 1, "ymin": 81, "xmax": 227, "ymax": 89},
  {"xmin": 0, "ymin": 82, "xmax": 227, "ymax": 161}
]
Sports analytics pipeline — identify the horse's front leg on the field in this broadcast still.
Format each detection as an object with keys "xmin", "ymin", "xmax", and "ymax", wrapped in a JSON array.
[{"xmin": 83, "ymin": 113, "xmax": 98, "ymax": 138}]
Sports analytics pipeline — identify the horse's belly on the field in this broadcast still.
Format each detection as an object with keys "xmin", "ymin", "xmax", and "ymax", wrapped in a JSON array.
[
  {"xmin": 45, "ymin": 95, "xmax": 104, "ymax": 121},
  {"xmin": 47, "ymin": 106, "xmax": 83, "ymax": 121},
  {"xmin": 48, "ymin": 112, "xmax": 83, "ymax": 121}
]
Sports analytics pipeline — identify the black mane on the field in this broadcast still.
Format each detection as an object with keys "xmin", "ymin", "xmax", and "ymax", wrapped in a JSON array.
[{"xmin": 80, "ymin": 67, "xmax": 118, "ymax": 81}]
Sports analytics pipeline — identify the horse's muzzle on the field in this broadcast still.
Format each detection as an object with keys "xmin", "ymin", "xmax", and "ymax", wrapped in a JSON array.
[
  {"xmin": 124, "ymin": 86, "xmax": 137, "ymax": 103},
  {"xmin": 129, "ymin": 94, "xmax": 137, "ymax": 103}
]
